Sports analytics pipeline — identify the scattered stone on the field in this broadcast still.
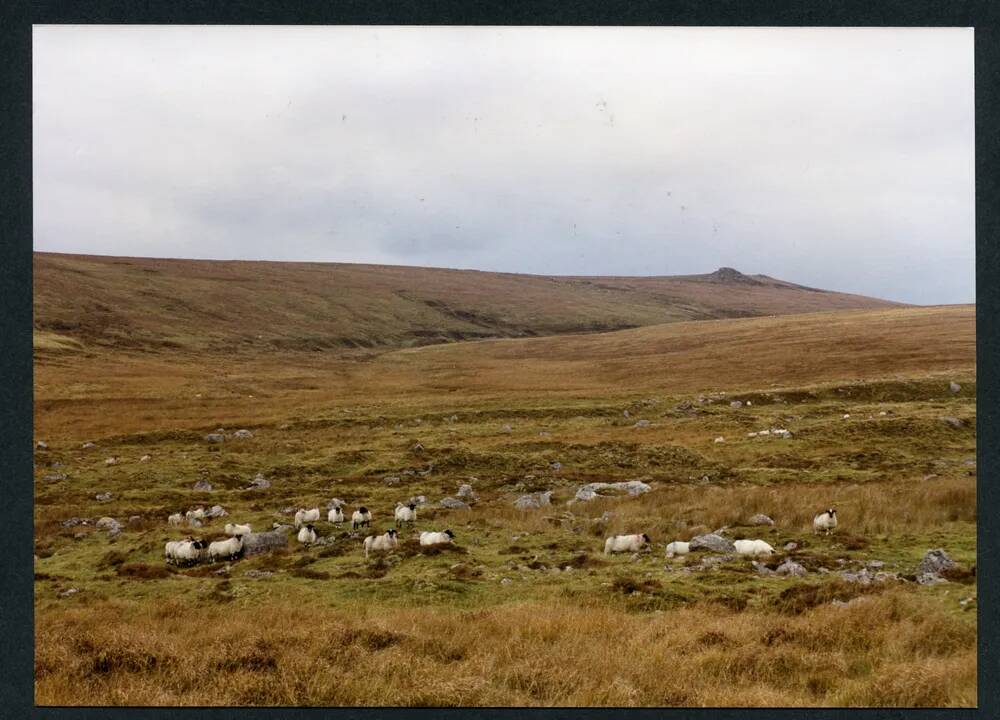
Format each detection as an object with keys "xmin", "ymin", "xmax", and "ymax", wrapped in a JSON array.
[
  {"xmin": 917, "ymin": 573, "xmax": 948, "ymax": 585},
  {"xmin": 574, "ymin": 480, "xmax": 651, "ymax": 502},
  {"xmin": 127, "ymin": 515, "xmax": 142, "ymax": 527},
  {"xmin": 500, "ymin": 578, "xmax": 512, "ymax": 585},
  {"xmin": 439, "ymin": 497, "xmax": 470, "ymax": 510},
  {"xmin": 42, "ymin": 473, "xmax": 67, "ymax": 482},
  {"xmin": 866, "ymin": 560, "xmax": 885, "ymax": 570},
  {"xmin": 204, "ymin": 433, "xmax": 226, "ymax": 443},
  {"xmin": 783, "ymin": 542, "xmax": 798, "ymax": 552},
  {"xmin": 36, "ymin": 441, "xmax": 48, "ymax": 451},
  {"xmin": 95, "ymin": 492, "xmax": 112, "ymax": 502},
  {"xmin": 501, "ymin": 424, "xmax": 513, "ymax": 432},
  {"xmin": 327, "ymin": 498, "xmax": 345, "ymax": 509},
  {"xmin": 61, "ymin": 517, "xmax": 89, "ymax": 527},
  {"xmin": 748, "ymin": 513, "xmax": 774, "ymax": 526},
  {"xmin": 246, "ymin": 473, "xmax": 270, "ymax": 490},
  {"xmin": 550, "ymin": 461, "xmax": 562, "ymax": 471},
  {"xmin": 242, "ymin": 531, "xmax": 288, "ymax": 556},
  {"xmin": 193, "ymin": 479, "xmax": 213, "ymax": 491},
  {"xmin": 81, "ymin": 442, "xmax": 96, "ymax": 449},
  {"xmin": 95, "ymin": 516, "xmax": 122, "ymax": 535},
  {"xmin": 205, "ymin": 505, "xmax": 227, "ymax": 518},
  {"xmin": 633, "ymin": 419, "xmax": 652, "ymax": 428},
  {"xmin": 623, "ymin": 409, "xmax": 630, "ymax": 418},
  {"xmin": 774, "ymin": 429, "xmax": 793, "ymax": 439},
  {"xmin": 538, "ymin": 431, "xmax": 550, "ymax": 438},
  {"xmin": 410, "ymin": 442, "xmax": 424, "ymax": 453},
  {"xmin": 831, "ymin": 597, "xmax": 870, "ymax": 609},
  {"xmin": 949, "ymin": 381, "xmax": 962, "ymax": 394},
  {"xmin": 104, "ymin": 457, "xmax": 118, "ymax": 466},
  {"xmin": 942, "ymin": 417, "xmax": 964, "ymax": 430},
  {"xmin": 139, "ymin": 454, "xmax": 151, "ymax": 462},
  {"xmin": 752, "ymin": 561, "xmax": 774, "ymax": 575},
  {"xmin": 689, "ymin": 533, "xmax": 736, "ymax": 554},
  {"xmin": 840, "ymin": 568, "xmax": 897, "ymax": 585},
  {"xmin": 271, "ymin": 523, "xmax": 294, "ymax": 533},
  {"xmin": 58, "ymin": 588, "xmax": 80, "ymax": 598},
  {"xmin": 383, "ymin": 476, "xmax": 401, "ymax": 486},
  {"xmin": 730, "ymin": 400, "xmax": 743, "ymax": 409},
  {"xmin": 456, "ymin": 484, "xmax": 479, "ymax": 502},
  {"xmin": 843, "ymin": 414, "xmax": 851, "ymax": 420},
  {"xmin": 714, "ymin": 436, "xmax": 725, "ymax": 443},
  {"xmin": 775, "ymin": 560, "xmax": 807, "ymax": 577},
  {"xmin": 407, "ymin": 495, "xmax": 428, "ymax": 507},
  {"xmin": 917, "ymin": 549, "xmax": 957, "ymax": 576},
  {"xmin": 232, "ymin": 429, "xmax": 254, "ymax": 439}
]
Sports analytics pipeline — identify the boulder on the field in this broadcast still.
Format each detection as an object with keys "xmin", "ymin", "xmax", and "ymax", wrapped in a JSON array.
[
  {"xmin": 783, "ymin": 542, "xmax": 798, "ymax": 552},
  {"xmin": 383, "ymin": 476, "xmax": 401, "ymax": 486},
  {"xmin": 205, "ymin": 505, "xmax": 227, "ymax": 518},
  {"xmin": 917, "ymin": 572, "xmax": 948, "ymax": 585},
  {"xmin": 232, "ymin": 429, "xmax": 254, "ymax": 440},
  {"xmin": 752, "ymin": 561, "xmax": 774, "ymax": 575},
  {"xmin": 775, "ymin": 560, "xmax": 807, "ymax": 577},
  {"xmin": 407, "ymin": 495, "xmax": 428, "ymax": 507},
  {"xmin": 95, "ymin": 516, "xmax": 121, "ymax": 535},
  {"xmin": 748, "ymin": 514, "xmax": 774, "ymax": 526},
  {"xmin": 193, "ymin": 479, "xmax": 213, "ymax": 491},
  {"xmin": 942, "ymin": 417, "xmax": 965, "ymax": 430},
  {"xmin": 439, "ymin": 497, "xmax": 470, "ymax": 510},
  {"xmin": 456, "ymin": 484, "xmax": 478, "ymax": 502},
  {"xmin": 95, "ymin": 492, "xmax": 112, "ymax": 502},
  {"xmin": 204, "ymin": 433, "xmax": 226, "ymax": 443},
  {"xmin": 917, "ymin": 549, "xmax": 957, "ymax": 576},
  {"xmin": 127, "ymin": 515, "xmax": 142, "ymax": 527},
  {"xmin": 689, "ymin": 533, "xmax": 736, "ymax": 554},
  {"xmin": 574, "ymin": 480, "xmax": 651, "ymax": 502},
  {"xmin": 242, "ymin": 531, "xmax": 288, "ymax": 556},
  {"xmin": 514, "ymin": 491, "xmax": 553, "ymax": 510},
  {"xmin": 550, "ymin": 461, "xmax": 562, "ymax": 471},
  {"xmin": 730, "ymin": 400, "xmax": 743, "ymax": 409},
  {"xmin": 246, "ymin": 473, "xmax": 270, "ymax": 490},
  {"xmin": 633, "ymin": 419, "xmax": 652, "ymax": 428},
  {"xmin": 949, "ymin": 381, "xmax": 962, "ymax": 394},
  {"xmin": 714, "ymin": 436, "xmax": 725, "ymax": 443}
]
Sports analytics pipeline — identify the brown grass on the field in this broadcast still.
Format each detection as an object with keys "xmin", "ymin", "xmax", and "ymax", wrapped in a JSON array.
[{"xmin": 35, "ymin": 591, "xmax": 975, "ymax": 707}]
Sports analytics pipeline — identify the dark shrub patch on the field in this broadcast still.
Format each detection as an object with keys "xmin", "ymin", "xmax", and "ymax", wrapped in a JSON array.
[
  {"xmin": 611, "ymin": 576, "xmax": 662, "ymax": 595},
  {"xmin": 772, "ymin": 580, "xmax": 880, "ymax": 615},
  {"xmin": 116, "ymin": 563, "xmax": 170, "ymax": 580},
  {"xmin": 290, "ymin": 567, "xmax": 330, "ymax": 580}
]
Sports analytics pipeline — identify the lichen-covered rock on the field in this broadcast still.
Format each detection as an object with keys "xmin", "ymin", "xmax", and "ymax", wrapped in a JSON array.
[
  {"xmin": 514, "ymin": 491, "xmax": 553, "ymax": 510},
  {"xmin": 232, "ymin": 429, "xmax": 254, "ymax": 439},
  {"xmin": 775, "ymin": 560, "xmax": 807, "ymax": 577},
  {"xmin": 917, "ymin": 549, "xmax": 957, "ymax": 576},
  {"xmin": 204, "ymin": 433, "xmax": 226, "ymax": 443},
  {"xmin": 242, "ymin": 531, "xmax": 288, "ymax": 556},
  {"xmin": 439, "ymin": 497, "xmax": 470, "ymax": 510},
  {"xmin": 949, "ymin": 381, "xmax": 962, "ymax": 394},
  {"xmin": 327, "ymin": 498, "xmax": 345, "ymax": 509},
  {"xmin": 574, "ymin": 480, "xmax": 651, "ymax": 502},
  {"xmin": 689, "ymin": 533, "xmax": 736, "ymax": 554},
  {"xmin": 205, "ymin": 505, "xmax": 227, "ymax": 518},
  {"xmin": 246, "ymin": 473, "xmax": 270, "ymax": 490},
  {"xmin": 748, "ymin": 514, "xmax": 774, "ymax": 526},
  {"xmin": 456, "ymin": 484, "xmax": 478, "ymax": 502},
  {"xmin": 95, "ymin": 492, "xmax": 112, "ymax": 502},
  {"xmin": 95, "ymin": 516, "xmax": 121, "ymax": 535},
  {"xmin": 193, "ymin": 479, "xmax": 213, "ymax": 491}
]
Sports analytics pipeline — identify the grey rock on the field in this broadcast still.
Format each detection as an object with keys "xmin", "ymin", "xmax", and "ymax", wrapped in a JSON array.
[
  {"xmin": 95, "ymin": 492, "xmax": 112, "ymax": 502},
  {"xmin": 58, "ymin": 587, "xmax": 80, "ymax": 598},
  {"xmin": 242, "ymin": 531, "xmax": 288, "ymax": 556},
  {"xmin": 43, "ymin": 473, "xmax": 67, "ymax": 482},
  {"xmin": 95, "ymin": 516, "xmax": 121, "ymax": 535},
  {"xmin": 410, "ymin": 442, "xmax": 424, "ymax": 452},
  {"xmin": 204, "ymin": 433, "xmax": 226, "ymax": 443},
  {"xmin": 205, "ymin": 505, "xmax": 227, "ymax": 518},
  {"xmin": 193, "ymin": 479, "xmax": 213, "ymax": 491},
  {"xmin": 574, "ymin": 480, "xmax": 652, "ymax": 502},
  {"xmin": 500, "ymin": 577, "xmax": 512, "ymax": 585},
  {"xmin": 752, "ymin": 561, "xmax": 774, "ymax": 575},
  {"xmin": 327, "ymin": 498, "xmax": 345, "ymax": 509},
  {"xmin": 188, "ymin": 518, "xmax": 203, "ymax": 528},
  {"xmin": 383, "ymin": 476, "xmax": 401, "ymax": 486},
  {"xmin": 866, "ymin": 560, "xmax": 885, "ymax": 570},
  {"xmin": 949, "ymin": 381, "xmax": 962, "ymax": 394},
  {"xmin": 104, "ymin": 457, "xmax": 118, "ymax": 466},
  {"xmin": 783, "ymin": 542, "xmax": 798, "ymax": 552},
  {"xmin": 36, "ymin": 441, "xmax": 49, "ymax": 451},
  {"xmin": 917, "ymin": 548, "xmax": 957, "ymax": 576},
  {"xmin": 81, "ymin": 442, "xmax": 96, "ymax": 449},
  {"xmin": 139, "ymin": 454, "xmax": 151, "ymax": 462},
  {"xmin": 917, "ymin": 572, "xmax": 948, "ymax": 586},
  {"xmin": 456, "ymin": 484, "xmax": 479, "ymax": 502},
  {"xmin": 749, "ymin": 513, "xmax": 774, "ymax": 526},
  {"xmin": 550, "ymin": 461, "xmax": 562, "ymax": 471},
  {"xmin": 407, "ymin": 495, "xmax": 429, "ymax": 507},
  {"xmin": 61, "ymin": 517, "xmax": 90, "ymax": 527},
  {"xmin": 501, "ymin": 424, "xmax": 513, "ymax": 432},
  {"xmin": 942, "ymin": 417, "xmax": 965, "ymax": 430},
  {"xmin": 633, "ymin": 419, "xmax": 652, "ymax": 428},
  {"xmin": 127, "ymin": 515, "xmax": 142, "ymax": 527},
  {"xmin": 775, "ymin": 560, "xmax": 807, "ymax": 577},
  {"xmin": 246, "ymin": 473, "xmax": 270, "ymax": 490},
  {"xmin": 271, "ymin": 523, "xmax": 294, "ymax": 533},
  {"xmin": 232, "ymin": 429, "xmax": 254, "ymax": 439},
  {"xmin": 689, "ymin": 533, "xmax": 736, "ymax": 554},
  {"xmin": 730, "ymin": 400, "xmax": 743, "ymax": 409},
  {"xmin": 515, "ymin": 491, "xmax": 553, "ymax": 510},
  {"xmin": 439, "ymin": 497, "xmax": 471, "ymax": 510},
  {"xmin": 831, "ymin": 597, "xmax": 869, "ymax": 609}
]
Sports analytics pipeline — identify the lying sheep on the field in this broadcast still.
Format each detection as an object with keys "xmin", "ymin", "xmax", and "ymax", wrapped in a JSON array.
[
  {"xmin": 167, "ymin": 512, "xmax": 183, "ymax": 527},
  {"xmin": 165, "ymin": 538, "xmax": 206, "ymax": 566},
  {"xmin": 352, "ymin": 507, "xmax": 372, "ymax": 530},
  {"xmin": 419, "ymin": 529, "xmax": 454, "ymax": 547},
  {"xmin": 328, "ymin": 506, "xmax": 345, "ymax": 525},
  {"xmin": 665, "ymin": 541, "xmax": 690, "ymax": 557},
  {"xmin": 394, "ymin": 502, "xmax": 417, "ymax": 527},
  {"xmin": 604, "ymin": 533, "xmax": 650, "ymax": 555},
  {"xmin": 364, "ymin": 529, "xmax": 399, "ymax": 558},
  {"xmin": 734, "ymin": 539, "xmax": 775, "ymax": 557},
  {"xmin": 813, "ymin": 508, "xmax": 838, "ymax": 534},
  {"xmin": 294, "ymin": 507, "xmax": 321, "ymax": 528},
  {"xmin": 208, "ymin": 535, "xmax": 244, "ymax": 562},
  {"xmin": 297, "ymin": 524, "xmax": 317, "ymax": 545},
  {"xmin": 224, "ymin": 522, "xmax": 252, "ymax": 536}
]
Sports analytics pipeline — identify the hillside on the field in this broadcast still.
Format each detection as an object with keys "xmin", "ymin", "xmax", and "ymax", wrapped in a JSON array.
[{"xmin": 33, "ymin": 253, "xmax": 903, "ymax": 355}]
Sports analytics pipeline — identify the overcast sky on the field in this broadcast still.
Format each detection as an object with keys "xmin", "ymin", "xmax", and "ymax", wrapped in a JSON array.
[{"xmin": 33, "ymin": 26, "xmax": 974, "ymax": 304}]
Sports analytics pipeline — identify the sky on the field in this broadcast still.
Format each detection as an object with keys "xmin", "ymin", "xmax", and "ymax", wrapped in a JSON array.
[{"xmin": 33, "ymin": 26, "xmax": 974, "ymax": 304}]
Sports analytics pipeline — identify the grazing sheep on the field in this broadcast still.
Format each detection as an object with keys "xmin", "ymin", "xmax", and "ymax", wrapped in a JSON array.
[
  {"xmin": 813, "ymin": 508, "xmax": 838, "ymax": 534},
  {"xmin": 297, "ymin": 524, "xmax": 317, "ymax": 545},
  {"xmin": 208, "ymin": 535, "xmax": 244, "ymax": 562},
  {"xmin": 363, "ymin": 529, "xmax": 399, "ymax": 558},
  {"xmin": 165, "ymin": 538, "xmax": 206, "ymax": 566},
  {"xmin": 394, "ymin": 502, "xmax": 417, "ymax": 527},
  {"xmin": 167, "ymin": 513, "xmax": 183, "ymax": 527},
  {"xmin": 352, "ymin": 507, "xmax": 372, "ymax": 530},
  {"xmin": 224, "ymin": 522, "xmax": 252, "ymax": 536},
  {"xmin": 419, "ymin": 529, "xmax": 454, "ymax": 547},
  {"xmin": 734, "ymin": 539, "xmax": 775, "ymax": 557},
  {"xmin": 185, "ymin": 507, "xmax": 206, "ymax": 522},
  {"xmin": 327, "ymin": 506, "xmax": 345, "ymax": 525},
  {"xmin": 294, "ymin": 507, "xmax": 321, "ymax": 528},
  {"xmin": 604, "ymin": 533, "xmax": 650, "ymax": 555},
  {"xmin": 665, "ymin": 541, "xmax": 690, "ymax": 557}
]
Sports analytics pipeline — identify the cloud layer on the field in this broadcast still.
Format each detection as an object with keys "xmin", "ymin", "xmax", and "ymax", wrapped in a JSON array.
[{"xmin": 33, "ymin": 26, "xmax": 974, "ymax": 304}]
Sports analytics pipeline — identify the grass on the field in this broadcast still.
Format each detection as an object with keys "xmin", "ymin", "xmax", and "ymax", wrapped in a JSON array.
[{"xmin": 33, "ymin": 301, "xmax": 976, "ymax": 707}]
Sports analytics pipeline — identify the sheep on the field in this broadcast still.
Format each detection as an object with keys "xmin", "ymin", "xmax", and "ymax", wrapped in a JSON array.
[
  {"xmin": 665, "ymin": 541, "xmax": 690, "ymax": 557},
  {"xmin": 208, "ymin": 535, "xmax": 244, "ymax": 562},
  {"xmin": 185, "ymin": 507, "xmax": 206, "ymax": 522},
  {"xmin": 168, "ymin": 513, "xmax": 183, "ymax": 527},
  {"xmin": 419, "ymin": 529, "xmax": 454, "ymax": 547},
  {"xmin": 327, "ymin": 506, "xmax": 345, "ymax": 525},
  {"xmin": 224, "ymin": 522, "xmax": 252, "ymax": 536},
  {"xmin": 297, "ymin": 524, "xmax": 317, "ymax": 545},
  {"xmin": 394, "ymin": 502, "xmax": 417, "ymax": 527},
  {"xmin": 165, "ymin": 538, "xmax": 206, "ymax": 566},
  {"xmin": 363, "ymin": 529, "xmax": 399, "ymax": 558},
  {"xmin": 352, "ymin": 507, "xmax": 372, "ymax": 530},
  {"xmin": 604, "ymin": 533, "xmax": 650, "ymax": 555},
  {"xmin": 294, "ymin": 507, "xmax": 321, "ymax": 528},
  {"xmin": 813, "ymin": 508, "xmax": 838, "ymax": 534},
  {"xmin": 734, "ymin": 539, "xmax": 775, "ymax": 557}
]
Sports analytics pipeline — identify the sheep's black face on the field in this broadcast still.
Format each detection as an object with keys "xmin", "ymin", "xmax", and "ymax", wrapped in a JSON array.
[
  {"xmin": 641, "ymin": 534, "xmax": 651, "ymax": 543},
  {"xmin": 306, "ymin": 524, "xmax": 314, "ymax": 531},
  {"xmin": 829, "ymin": 508, "xmax": 836, "ymax": 516},
  {"xmin": 445, "ymin": 530, "xmax": 455, "ymax": 538},
  {"xmin": 408, "ymin": 504, "xmax": 416, "ymax": 511},
  {"xmin": 388, "ymin": 529, "xmax": 398, "ymax": 537},
  {"xmin": 359, "ymin": 507, "xmax": 368, "ymax": 513}
]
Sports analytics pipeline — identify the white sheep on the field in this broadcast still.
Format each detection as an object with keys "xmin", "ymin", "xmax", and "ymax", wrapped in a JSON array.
[
  {"xmin": 734, "ymin": 539, "xmax": 775, "ymax": 557},
  {"xmin": 297, "ymin": 524, "xmax": 318, "ymax": 545},
  {"xmin": 185, "ymin": 507, "xmax": 206, "ymax": 522},
  {"xmin": 665, "ymin": 541, "xmax": 690, "ymax": 557},
  {"xmin": 604, "ymin": 533, "xmax": 650, "ymax": 555},
  {"xmin": 327, "ymin": 506, "xmax": 345, "ymax": 525},
  {"xmin": 224, "ymin": 522, "xmax": 252, "ymax": 536},
  {"xmin": 419, "ymin": 530, "xmax": 455, "ymax": 546},
  {"xmin": 363, "ymin": 529, "xmax": 399, "ymax": 558},
  {"xmin": 813, "ymin": 508, "xmax": 838, "ymax": 534},
  {"xmin": 351, "ymin": 507, "xmax": 372, "ymax": 530},
  {"xmin": 165, "ymin": 538, "xmax": 206, "ymax": 565},
  {"xmin": 294, "ymin": 507, "xmax": 321, "ymax": 528},
  {"xmin": 208, "ymin": 535, "xmax": 244, "ymax": 562},
  {"xmin": 167, "ymin": 513, "xmax": 183, "ymax": 526},
  {"xmin": 394, "ymin": 502, "xmax": 417, "ymax": 527}
]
